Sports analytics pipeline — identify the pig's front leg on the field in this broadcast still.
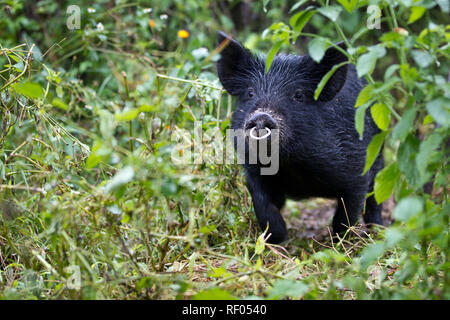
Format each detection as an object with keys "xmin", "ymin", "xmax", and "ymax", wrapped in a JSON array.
[{"xmin": 245, "ymin": 171, "xmax": 287, "ymax": 244}]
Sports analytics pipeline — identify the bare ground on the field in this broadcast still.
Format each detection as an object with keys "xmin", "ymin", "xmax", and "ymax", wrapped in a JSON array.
[{"xmin": 283, "ymin": 196, "xmax": 396, "ymax": 243}]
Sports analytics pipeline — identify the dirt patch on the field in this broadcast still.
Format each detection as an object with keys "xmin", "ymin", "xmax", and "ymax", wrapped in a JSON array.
[{"xmin": 283, "ymin": 196, "xmax": 395, "ymax": 242}]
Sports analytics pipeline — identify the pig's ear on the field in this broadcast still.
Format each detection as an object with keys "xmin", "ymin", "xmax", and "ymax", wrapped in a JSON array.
[
  {"xmin": 216, "ymin": 31, "xmax": 256, "ymax": 96},
  {"xmin": 309, "ymin": 41, "xmax": 348, "ymax": 101}
]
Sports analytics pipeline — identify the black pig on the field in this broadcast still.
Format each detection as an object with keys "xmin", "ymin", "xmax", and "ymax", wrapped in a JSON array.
[{"xmin": 216, "ymin": 32, "xmax": 384, "ymax": 244}]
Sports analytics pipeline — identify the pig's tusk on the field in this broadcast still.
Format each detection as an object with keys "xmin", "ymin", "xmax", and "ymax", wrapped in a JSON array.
[{"xmin": 249, "ymin": 127, "xmax": 271, "ymax": 140}]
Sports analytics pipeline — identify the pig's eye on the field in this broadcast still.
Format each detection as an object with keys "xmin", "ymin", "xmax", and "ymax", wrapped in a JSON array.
[
  {"xmin": 293, "ymin": 89, "xmax": 305, "ymax": 102},
  {"xmin": 247, "ymin": 87, "xmax": 255, "ymax": 98}
]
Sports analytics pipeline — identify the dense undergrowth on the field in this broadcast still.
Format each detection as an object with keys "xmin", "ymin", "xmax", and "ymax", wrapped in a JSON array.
[{"xmin": 0, "ymin": 0, "xmax": 448, "ymax": 299}]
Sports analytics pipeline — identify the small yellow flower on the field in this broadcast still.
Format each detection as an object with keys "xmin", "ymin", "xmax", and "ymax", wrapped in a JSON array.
[
  {"xmin": 177, "ymin": 29, "xmax": 189, "ymax": 39},
  {"xmin": 148, "ymin": 19, "xmax": 156, "ymax": 28}
]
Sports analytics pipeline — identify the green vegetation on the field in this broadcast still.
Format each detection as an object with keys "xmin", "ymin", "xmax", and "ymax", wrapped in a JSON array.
[{"xmin": 0, "ymin": 0, "xmax": 448, "ymax": 299}]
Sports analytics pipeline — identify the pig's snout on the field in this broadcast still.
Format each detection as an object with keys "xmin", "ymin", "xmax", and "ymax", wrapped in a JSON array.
[{"xmin": 245, "ymin": 112, "xmax": 278, "ymax": 140}]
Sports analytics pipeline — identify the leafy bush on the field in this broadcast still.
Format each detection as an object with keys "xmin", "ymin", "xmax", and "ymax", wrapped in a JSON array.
[{"xmin": 0, "ymin": 0, "xmax": 448, "ymax": 299}]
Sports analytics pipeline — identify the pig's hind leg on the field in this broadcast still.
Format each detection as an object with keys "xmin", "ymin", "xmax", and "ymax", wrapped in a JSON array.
[{"xmin": 332, "ymin": 192, "xmax": 366, "ymax": 234}]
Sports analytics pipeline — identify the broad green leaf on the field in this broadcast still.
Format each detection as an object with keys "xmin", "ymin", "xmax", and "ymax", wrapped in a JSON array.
[
  {"xmin": 384, "ymin": 228, "xmax": 404, "ymax": 248},
  {"xmin": 289, "ymin": 10, "xmax": 306, "ymax": 27},
  {"xmin": 392, "ymin": 107, "xmax": 417, "ymax": 141},
  {"xmin": 86, "ymin": 140, "xmax": 111, "ymax": 169},
  {"xmin": 411, "ymin": 50, "xmax": 433, "ymax": 68},
  {"xmin": 356, "ymin": 52, "xmax": 374, "ymax": 78},
  {"xmin": 384, "ymin": 64, "xmax": 399, "ymax": 81},
  {"xmin": 293, "ymin": 10, "xmax": 316, "ymax": 33},
  {"xmin": 317, "ymin": 5, "xmax": 342, "ymax": 22},
  {"xmin": 370, "ymin": 102, "xmax": 391, "ymax": 131},
  {"xmin": 426, "ymin": 98, "xmax": 450, "ymax": 128},
  {"xmin": 422, "ymin": 114, "xmax": 433, "ymax": 126},
  {"xmin": 356, "ymin": 46, "xmax": 386, "ymax": 78},
  {"xmin": 115, "ymin": 108, "xmax": 140, "ymax": 121},
  {"xmin": 360, "ymin": 242, "xmax": 384, "ymax": 271},
  {"xmin": 14, "ymin": 82, "xmax": 44, "ymax": 99},
  {"xmin": 374, "ymin": 162, "xmax": 400, "ymax": 204},
  {"xmin": 416, "ymin": 133, "xmax": 443, "ymax": 175},
  {"xmin": 51, "ymin": 98, "xmax": 68, "ymax": 111},
  {"xmin": 393, "ymin": 197, "xmax": 423, "ymax": 222},
  {"xmin": 268, "ymin": 279, "xmax": 309, "ymax": 299},
  {"xmin": 397, "ymin": 134, "xmax": 422, "ymax": 187},
  {"xmin": 363, "ymin": 131, "xmax": 387, "ymax": 175},
  {"xmin": 380, "ymin": 32, "xmax": 404, "ymax": 43},
  {"xmin": 265, "ymin": 40, "xmax": 283, "ymax": 73},
  {"xmin": 337, "ymin": 0, "xmax": 359, "ymax": 13},
  {"xmin": 355, "ymin": 84, "xmax": 374, "ymax": 108},
  {"xmin": 138, "ymin": 104, "xmax": 159, "ymax": 112},
  {"xmin": 408, "ymin": 6, "xmax": 426, "ymax": 24},
  {"xmin": 308, "ymin": 38, "xmax": 328, "ymax": 63}
]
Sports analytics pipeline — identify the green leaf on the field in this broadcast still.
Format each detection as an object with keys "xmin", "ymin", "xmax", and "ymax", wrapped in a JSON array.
[
  {"xmin": 308, "ymin": 38, "xmax": 328, "ymax": 63},
  {"xmin": 292, "ymin": 10, "xmax": 316, "ymax": 33},
  {"xmin": 426, "ymin": 98, "xmax": 450, "ymax": 128},
  {"xmin": 115, "ymin": 108, "xmax": 140, "ymax": 121},
  {"xmin": 86, "ymin": 140, "xmax": 111, "ymax": 169},
  {"xmin": 193, "ymin": 288, "xmax": 237, "ymax": 300},
  {"xmin": 411, "ymin": 50, "xmax": 433, "ymax": 68},
  {"xmin": 416, "ymin": 133, "xmax": 443, "ymax": 175},
  {"xmin": 51, "ymin": 98, "xmax": 68, "ymax": 111},
  {"xmin": 384, "ymin": 64, "xmax": 399, "ymax": 81},
  {"xmin": 314, "ymin": 61, "xmax": 349, "ymax": 100},
  {"xmin": 317, "ymin": 5, "xmax": 342, "ymax": 22},
  {"xmin": 356, "ymin": 46, "xmax": 386, "ymax": 78},
  {"xmin": 337, "ymin": 0, "xmax": 359, "ymax": 13},
  {"xmin": 363, "ymin": 131, "xmax": 387, "ymax": 175},
  {"xmin": 370, "ymin": 102, "xmax": 391, "ymax": 131},
  {"xmin": 355, "ymin": 84, "xmax": 374, "ymax": 108},
  {"xmin": 14, "ymin": 82, "xmax": 44, "ymax": 99},
  {"xmin": 397, "ymin": 135, "xmax": 421, "ymax": 187},
  {"xmin": 384, "ymin": 228, "xmax": 404, "ymax": 248},
  {"xmin": 357, "ymin": 53, "xmax": 379, "ymax": 78},
  {"xmin": 208, "ymin": 266, "xmax": 232, "ymax": 278},
  {"xmin": 104, "ymin": 166, "xmax": 135, "ymax": 194},
  {"xmin": 289, "ymin": 0, "xmax": 308, "ymax": 13},
  {"xmin": 374, "ymin": 162, "xmax": 400, "ymax": 204},
  {"xmin": 289, "ymin": 10, "xmax": 306, "ymax": 28},
  {"xmin": 380, "ymin": 32, "xmax": 404, "ymax": 43},
  {"xmin": 408, "ymin": 6, "xmax": 426, "ymax": 24},
  {"xmin": 268, "ymin": 279, "xmax": 309, "ymax": 299},
  {"xmin": 393, "ymin": 197, "xmax": 423, "ymax": 222},
  {"xmin": 138, "ymin": 104, "xmax": 159, "ymax": 112},
  {"xmin": 255, "ymin": 233, "xmax": 266, "ymax": 255},
  {"xmin": 392, "ymin": 107, "xmax": 417, "ymax": 141},
  {"xmin": 265, "ymin": 40, "xmax": 283, "ymax": 73},
  {"xmin": 355, "ymin": 102, "xmax": 370, "ymax": 139},
  {"xmin": 360, "ymin": 242, "xmax": 385, "ymax": 271}
]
